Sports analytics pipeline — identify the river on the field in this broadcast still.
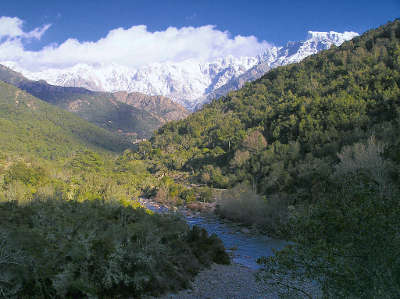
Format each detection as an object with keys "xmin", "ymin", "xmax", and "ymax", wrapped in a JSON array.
[{"xmin": 141, "ymin": 199, "xmax": 287, "ymax": 270}]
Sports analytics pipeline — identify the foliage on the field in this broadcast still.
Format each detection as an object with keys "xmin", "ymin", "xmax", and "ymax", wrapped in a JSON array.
[
  {"xmin": 140, "ymin": 19, "xmax": 400, "ymax": 231},
  {"xmin": 70, "ymin": 150, "xmax": 105, "ymax": 172},
  {"xmin": 197, "ymin": 186, "xmax": 214, "ymax": 203},
  {"xmin": 0, "ymin": 198, "xmax": 229, "ymax": 298},
  {"xmin": 154, "ymin": 176, "xmax": 185, "ymax": 205},
  {"xmin": 0, "ymin": 53, "xmax": 230, "ymax": 299},
  {"xmin": 2, "ymin": 17, "xmax": 400, "ymax": 298},
  {"xmin": 135, "ymin": 19, "xmax": 400, "ymax": 296},
  {"xmin": 257, "ymin": 137, "xmax": 400, "ymax": 297},
  {"xmin": 179, "ymin": 188, "xmax": 196, "ymax": 203},
  {"xmin": 3, "ymin": 162, "xmax": 47, "ymax": 187},
  {"xmin": 216, "ymin": 183, "xmax": 288, "ymax": 234}
]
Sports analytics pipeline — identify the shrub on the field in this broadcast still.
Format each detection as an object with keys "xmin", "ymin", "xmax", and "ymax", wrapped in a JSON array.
[
  {"xmin": 154, "ymin": 176, "xmax": 184, "ymax": 205},
  {"xmin": 198, "ymin": 187, "xmax": 213, "ymax": 203},
  {"xmin": 0, "ymin": 197, "xmax": 229, "ymax": 298},
  {"xmin": 70, "ymin": 150, "xmax": 104, "ymax": 172},
  {"xmin": 180, "ymin": 188, "xmax": 196, "ymax": 203},
  {"xmin": 199, "ymin": 165, "xmax": 230, "ymax": 188},
  {"xmin": 3, "ymin": 162, "xmax": 47, "ymax": 187},
  {"xmin": 257, "ymin": 138, "xmax": 400, "ymax": 298},
  {"xmin": 216, "ymin": 183, "xmax": 288, "ymax": 235}
]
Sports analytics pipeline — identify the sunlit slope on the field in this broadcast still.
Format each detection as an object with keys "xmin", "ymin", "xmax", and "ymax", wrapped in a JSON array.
[
  {"xmin": 0, "ymin": 81, "xmax": 132, "ymax": 158},
  {"xmin": 147, "ymin": 19, "xmax": 400, "ymax": 194}
]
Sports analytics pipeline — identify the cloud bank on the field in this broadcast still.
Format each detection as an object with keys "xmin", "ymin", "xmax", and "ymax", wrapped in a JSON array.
[{"xmin": 0, "ymin": 16, "xmax": 270, "ymax": 71}]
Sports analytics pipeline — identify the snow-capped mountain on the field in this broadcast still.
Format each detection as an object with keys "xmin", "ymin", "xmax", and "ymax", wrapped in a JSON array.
[
  {"xmin": 201, "ymin": 31, "xmax": 360, "ymax": 108},
  {"xmin": 260, "ymin": 31, "xmax": 359, "ymax": 67},
  {"xmin": 2, "ymin": 31, "xmax": 358, "ymax": 110}
]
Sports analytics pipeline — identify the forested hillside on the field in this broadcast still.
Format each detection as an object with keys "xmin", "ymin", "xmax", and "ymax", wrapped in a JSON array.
[
  {"xmin": 145, "ymin": 19, "xmax": 400, "ymax": 208},
  {"xmin": 1, "ymin": 14, "xmax": 399, "ymax": 298},
  {"xmin": 0, "ymin": 80, "xmax": 132, "ymax": 156},
  {"xmin": 135, "ymin": 20, "xmax": 400, "ymax": 297}
]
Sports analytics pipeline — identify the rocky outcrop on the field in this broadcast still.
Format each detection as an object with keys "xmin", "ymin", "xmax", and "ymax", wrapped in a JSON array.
[{"xmin": 113, "ymin": 91, "xmax": 189, "ymax": 123}]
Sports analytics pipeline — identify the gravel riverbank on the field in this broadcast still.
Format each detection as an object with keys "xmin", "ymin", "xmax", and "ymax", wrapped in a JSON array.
[
  {"xmin": 155, "ymin": 263, "xmax": 278, "ymax": 299},
  {"xmin": 141, "ymin": 198, "xmax": 286, "ymax": 298}
]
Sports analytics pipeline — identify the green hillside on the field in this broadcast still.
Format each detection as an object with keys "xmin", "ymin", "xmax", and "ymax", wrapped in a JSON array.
[
  {"xmin": 145, "ymin": 19, "xmax": 400, "ymax": 200},
  {"xmin": 0, "ymin": 65, "xmax": 188, "ymax": 140},
  {"xmin": 0, "ymin": 80, "xmax": 131, "ymax": 157}
]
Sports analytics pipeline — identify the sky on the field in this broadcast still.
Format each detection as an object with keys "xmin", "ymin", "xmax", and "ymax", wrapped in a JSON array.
[{"xmin": 0, "ymin": 0, "xmax": 398, "ymax": 71}]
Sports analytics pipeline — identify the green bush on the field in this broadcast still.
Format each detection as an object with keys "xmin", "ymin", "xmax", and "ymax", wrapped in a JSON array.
[
  {"xmin": 154, "ymin": 176, "xmax": 185, "ymax": 205},
  {"xmin": 216, "ymin": 183, "xmax": 288, "ymax": 235},
  {"xmin": 70, "ymin": 150, "xmax": 105, "ymax": 172},
  {"xmin": 180, "ymin": 188, "xmax": 196, "ymax": 203},
  {"xmin": 3, "ymin": 162, "xmax": 47, "ymax": 187},
  {"xmin": 0, "ymin": 197, "xmax": 229, "ymax": 298},
  {"xmin": 198, "ymin": 187, "xmax": 213, "ymax": 203}
]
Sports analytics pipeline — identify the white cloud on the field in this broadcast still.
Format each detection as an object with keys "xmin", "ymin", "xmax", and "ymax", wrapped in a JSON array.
[
  {"xmin": 0, "ymin": 16, "xmax": 50, "ymax": 39},
  {"xmin": 0, "ymin": 16, "xmax": 270, "ymax": 71}
]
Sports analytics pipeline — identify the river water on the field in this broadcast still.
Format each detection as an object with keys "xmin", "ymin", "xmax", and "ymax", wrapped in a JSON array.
[{"xmin": 142, "ymin": 200, "xmax": 287, "ymax": 270}]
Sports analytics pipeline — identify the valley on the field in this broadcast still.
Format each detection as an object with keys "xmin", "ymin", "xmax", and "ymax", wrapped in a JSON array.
[{"xmin": 0, "ymin": 11, "xmax": 399, "ymax": 298}]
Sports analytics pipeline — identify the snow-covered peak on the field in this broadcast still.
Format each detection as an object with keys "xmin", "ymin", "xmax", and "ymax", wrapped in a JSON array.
[
  {"xmin": 307, "ymin": 31, "xmax": 359, "ymax": 45},
  {"xmin": 261, "ymin": 30, "xmax": 359, "ymax": 67}
]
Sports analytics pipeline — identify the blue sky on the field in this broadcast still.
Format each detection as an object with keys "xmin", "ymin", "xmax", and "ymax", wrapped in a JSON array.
[
  {"xmin": 2, "ymin": 0, "xmax": 399, "ymax": 48},
  {"xmin": 0, "ymin": 0, "xmax": 398, "ymax": 71}
]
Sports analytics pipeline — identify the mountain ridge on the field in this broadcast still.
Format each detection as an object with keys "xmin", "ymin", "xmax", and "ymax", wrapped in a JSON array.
[
  {"xmin": 199, "ymin": 31, "xmax": 359, "ymax": 109},
  {"xmin": 2, "ymin": 30, "xmax": 358, "ymax": 110}
]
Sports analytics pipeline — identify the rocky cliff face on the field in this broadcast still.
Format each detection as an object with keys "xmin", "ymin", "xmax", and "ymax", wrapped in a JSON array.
[{"xmin": 112, "ymin": 91, "xmax": 189, "ymax": 123}]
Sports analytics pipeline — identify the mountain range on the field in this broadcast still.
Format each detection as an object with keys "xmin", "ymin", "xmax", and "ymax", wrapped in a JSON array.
[{"xmin": 2, "ymin": 31, "xmax": 358, "ymax": 110}]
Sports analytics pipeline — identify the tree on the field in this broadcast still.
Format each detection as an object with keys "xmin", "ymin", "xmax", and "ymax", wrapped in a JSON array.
[
  {"xmin": 242, "ymin": 130, "xmax": 267, "ymax": 153},
  {"xmin": 257, "ymin": 138, "xmax": 400, "ymax": 297}
]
